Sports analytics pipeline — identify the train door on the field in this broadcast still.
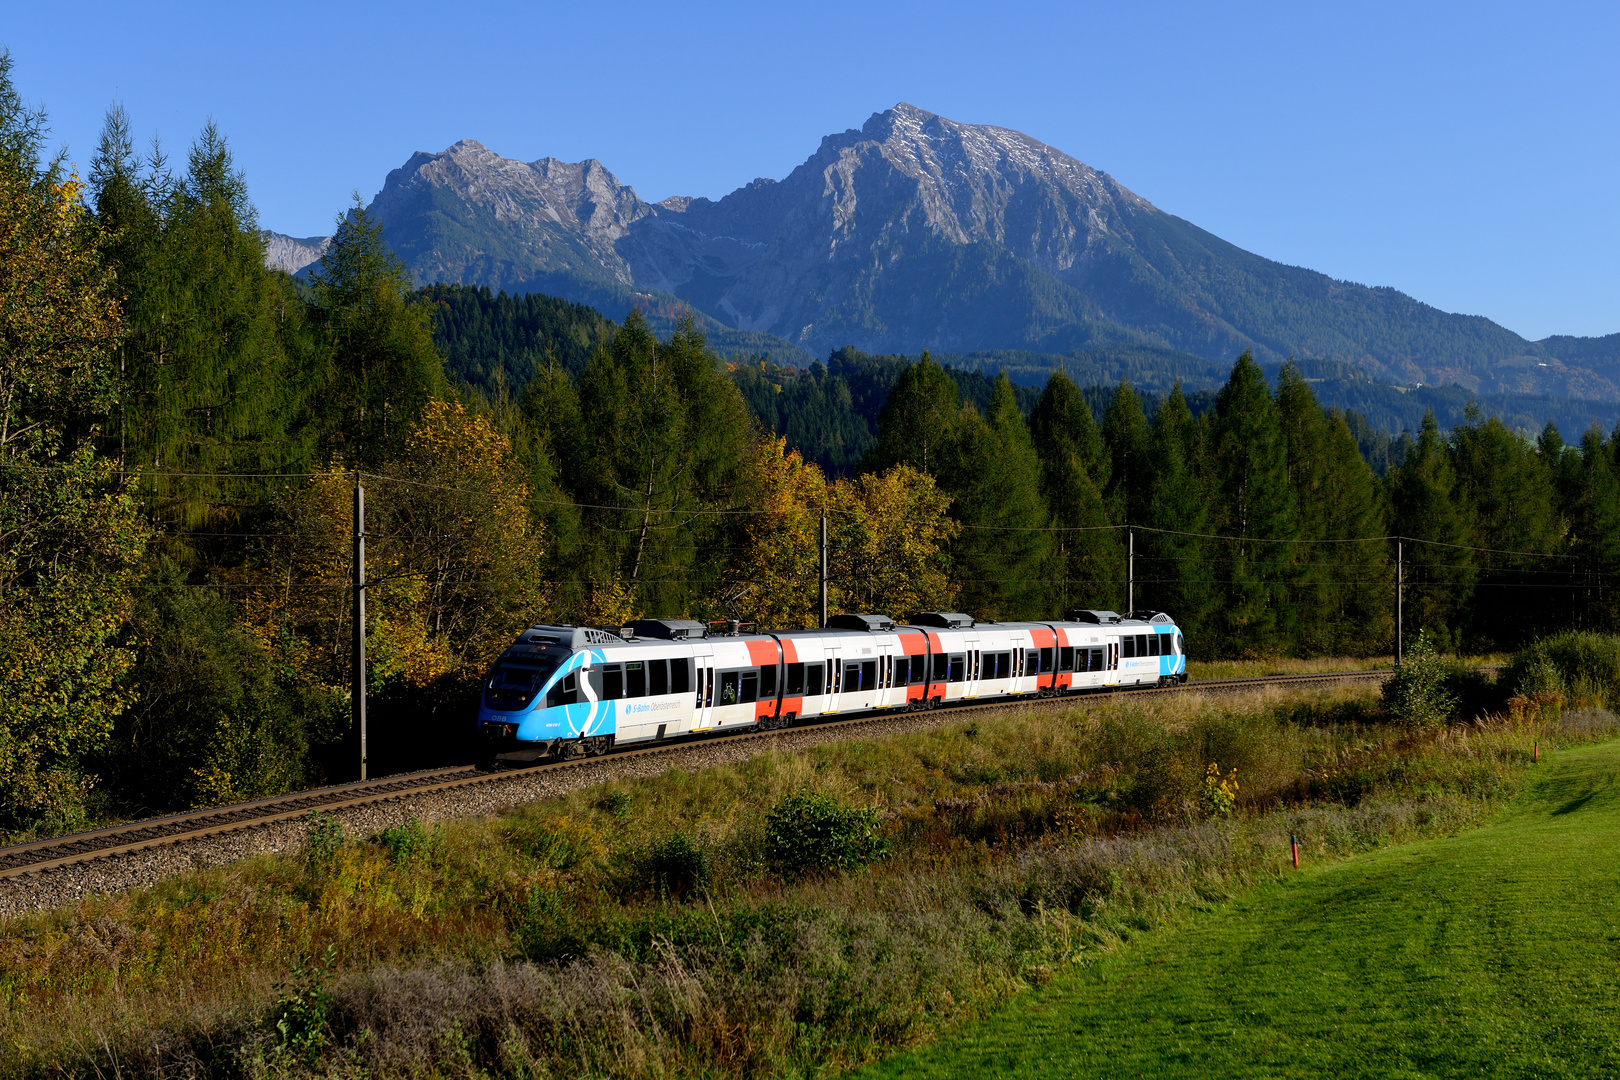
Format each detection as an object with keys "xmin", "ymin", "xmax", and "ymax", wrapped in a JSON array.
[
  {"xmin": 692, "ymin": 643, "xmax": 715, "ymax": 730},
  {"xmin": 1105, "ymin": 638, "xmax": 1120, "ymax": 685},
  {"xmin": 824, "ymin": 648, "xmax": 842, "ymax": 713},
  {"xmin": 964, "ymin": 636, "xmax": 981, "ymax": 698},
  {"xmin": 877, "ymin": 643, "xmax": 897, "ymax": 708}
]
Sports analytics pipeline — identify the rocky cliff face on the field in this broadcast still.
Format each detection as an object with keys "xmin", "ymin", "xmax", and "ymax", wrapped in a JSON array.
[
  {"xmin": 274, "ymin": 105, "xmax": 1618, "ymax": 394},
  {"xmin": 262, "ymin": 231, "xmax": 331, "ymax": 275}
]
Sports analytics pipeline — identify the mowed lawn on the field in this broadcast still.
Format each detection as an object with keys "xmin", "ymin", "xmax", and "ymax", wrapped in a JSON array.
[{"xmin": 855, "ymin": 739, "xmax": 1620, "ymax": 1079}]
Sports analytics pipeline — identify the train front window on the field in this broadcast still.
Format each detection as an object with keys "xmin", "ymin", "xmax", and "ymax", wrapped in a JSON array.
[{"xmin": 485, "ymin": 661, "xmax": 557, "ymax": 710}]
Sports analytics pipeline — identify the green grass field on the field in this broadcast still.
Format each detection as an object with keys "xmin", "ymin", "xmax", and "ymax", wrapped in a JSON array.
[{"xmin": 855, "ymin": 738, "xmax": 1620, "ymax": 1078}]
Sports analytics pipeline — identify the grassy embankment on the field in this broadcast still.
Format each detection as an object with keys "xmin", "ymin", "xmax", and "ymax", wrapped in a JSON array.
[
  {"xmin": 856, "ymin": 732, "xmax": 1620, "ymax": 1078},
  {"xmin": 0, "ymin": 638, "xmax": 1603, "ymax": 1078},
  {"xmin": 1185, "ymin": 654, "xmax": 1507, "ymax": 681}
]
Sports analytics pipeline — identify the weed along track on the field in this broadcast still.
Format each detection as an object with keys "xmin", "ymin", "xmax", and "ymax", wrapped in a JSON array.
[{"xmin": 0, "ymin": 670, "xmax": 1389, "ymax": 914}]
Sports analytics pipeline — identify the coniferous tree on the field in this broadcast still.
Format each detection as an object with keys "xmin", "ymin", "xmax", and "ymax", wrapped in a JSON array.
[
  {"xmin": 310, "ymin": 198, "xmax": 443, "ymax": 469},
  {"xmin": 1567, "ymin": 426, "xmax": 1620, "ymax": 630},
  {"xmin": 1140, "ymin": 384, "xmax": 1214, "ymax": 647},
  {"xmin": 1389, "ymin": 412, "xmax": 1472, "ymax": 650},
  {"xmin": 1101, "ymin": 380, "xmax": 1150, "ymax": 529},
  {"xmin": 1275, "ymin": 365, "xmax": 1389, "ymax": 654},
  {"xmin": 862, "ymin": 351, "xmax": 961, "ymax": 476},
  {"xmin": 937, "ymin": 374, "xmax": 1051, "ymax": 620},
  {"xmin": 1450, "ymin": 410, "xmax": 1564, "ymax": 646},
  {"xmin": 91, "ymin": 113, "xmax": 318, "ymax": 524},
  {"xmin": 1029, "ymin": 370, "xmax": 1121, "ymax": 613},
  {"xmin": 1207, "ymin": 352, "xmax": 1297, "ymax": 655},
  {"xmin": 565, "ymin": 310, "xmax": 753, "ymax": 619}
]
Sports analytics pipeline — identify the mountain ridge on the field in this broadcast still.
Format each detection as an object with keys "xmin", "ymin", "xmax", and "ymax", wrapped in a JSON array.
[{"xmin": 265, "ymin": 103, "xmax": 1620, "ymax": 400}]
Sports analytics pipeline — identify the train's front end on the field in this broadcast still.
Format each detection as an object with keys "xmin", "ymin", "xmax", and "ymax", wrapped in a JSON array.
[
  {"xmin": 1163, "ymin": 618, "xmax": 1189, "ymax": 683},
  {"xmin": 478, "ymin": 626, "xmax": 619, "ymax": 762}
]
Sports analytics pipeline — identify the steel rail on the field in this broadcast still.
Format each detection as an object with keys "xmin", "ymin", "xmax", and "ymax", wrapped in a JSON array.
[{"xmin": 0, "ymin": 669, "xmax": 1394, "ymax": 882}]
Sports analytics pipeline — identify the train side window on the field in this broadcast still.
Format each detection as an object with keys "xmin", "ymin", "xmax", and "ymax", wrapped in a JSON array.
[
  {"xmin": 861, "ymin": 660, "xmax": 876, "ymax": 690},
  {"xmin": 845, "ymin": 662, "xmax": 861, "ymax": 691},
  {"xmin": 670, "ymin": 658, "xmax": 690, "ymax": 695},
  {"xmin": 1121, "ymin": 636, "xmax": 1135, "ymax": 659},
  {"xmin": 602, "ymin": 665, "xmax": 624, "ymax": 700},
  {"xmin": 1176, "ymin": 634, "xmax": 1185, "ymax": 655},
  {"xmin": 648, "ymin": 659, "xmax": 668, "ymax": 696},
  {"xmin": 1059, "ymin": 646, "xmax": 1074, "ymax": 671},
  {"xmin": 1092, "ymin": 647, "xmax": 1105, "ymax": 670},
  {"xmin": 787, "ymin": 662, "xmax": 805, "ymax": 694},
  {"xmin": 948, "ymin": 654, "xmax": 966, "ymax": 682},
  {"xmin": 894, "ymin": 658, "xmax": 909, "ymax": 686},
  {"xmin": 627, "ymin": 661, "xmax": 647, "ymax": 698},
  {"xmin": 807, "ymin": 662, "xmax": 824, "ymax": 696},
  {"xmin": 547, "ymin": 673, "xmax": 578, "ymax": 708},
  {"xmin": 761, "ymin": 664, "xmax": 777, "ymax": 696},
  {"xmin": 719, "ymin": 671, "xmax": 740, "ymax": 706},
  {"xmin": 1041, "ymin": 647, "xmax": 1054, "ymax": 672},
  {"xmin": 933, "ymin": 654, "xmax": 948, "ymax": 681},
  {"xmin": 741, "ymin": 670, "xmax": 759, "ymax": 703},
  {"xmin": 1137, "ymin": 634, "xmax": 1149, "ymax": 655}
]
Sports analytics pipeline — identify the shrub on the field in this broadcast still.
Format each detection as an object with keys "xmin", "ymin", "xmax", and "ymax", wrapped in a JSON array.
[
  {"xmin": 640, "ymin": 831, "xmax": 710, "ymax": 899},
  {"xmin": 304, "ymin": 811, "xmax": 344, "ymax": 871},
  {"xmin": 765, "ymin": 791, "xmax": 890, "ymax": 875},
  {"xmin": 272, "ymin": 946, "xmax": 335, "ymax": 1062},
  {"xmin": 1503, "ymin": 631, "xmax": 1620, "ymax": 711},
  {"xmin": 1202, "ymin": 763, "xmax": 1239, "ymax": 817},
  {"xmin": 1383, "ymin": 631, "xmax": 1457, "ymax": 729},
  {"xmin": 377, "ymin": 818, "xmax": 437, "ymax": 865}
]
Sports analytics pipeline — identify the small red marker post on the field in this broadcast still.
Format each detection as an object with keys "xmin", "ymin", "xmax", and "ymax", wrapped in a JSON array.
[
  {"xmin": 1534, "ymin": 740, "xmax": 1540, "ymax": 763},
  {"xmin": 1291, "ymin": 833, "xmax": 1300, "ymax": 869}
]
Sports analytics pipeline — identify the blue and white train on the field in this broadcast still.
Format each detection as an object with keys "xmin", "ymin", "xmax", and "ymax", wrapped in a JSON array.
[{"xmin": 477, "ymin": 610, "xmax": 1187, "ymax": 762}]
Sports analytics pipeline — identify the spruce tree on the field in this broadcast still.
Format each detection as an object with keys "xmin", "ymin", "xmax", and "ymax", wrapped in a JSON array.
[
  {"xmin": 1101, "ymin": 380, "xmax": 1150, "ymax": 528},
  {"xmin": 863, "ymin": 351, "xmax": 961, "ymax": 475},
  {"xmin": 1450, "ymin": 410, "xmax": 1564, "ymax": 645},
  {"xmin": 1275, "ymin": 365, "xmax": 1388, "ymax": 654},
  {"xmin": 936, "ymin": 374, "xmax": 1050, "ymax": 620},
  {"xmin": 1141, "ymin": 384, "xmax": 1214, "ymax": 647},
  {"xmin": 1208, "ymin": 352, "xmax": 1297, "ymax": 655},
  {"xmin": 1389, "ymin": 412, "xmax": 1473, "ymax": 649},
  {"xmin": 1568, "ymin": 426, "xmax": 1620, "ymax": 629},
  {"xmin": 1029, "ymin": 370, "xmax": 1121, "ymax": 614}
]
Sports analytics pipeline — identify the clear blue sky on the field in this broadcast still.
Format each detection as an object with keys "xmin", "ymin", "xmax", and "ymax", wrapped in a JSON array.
[{"xmin": 4, "ymin": 0, "xmax": 1616, "ymax": 340}]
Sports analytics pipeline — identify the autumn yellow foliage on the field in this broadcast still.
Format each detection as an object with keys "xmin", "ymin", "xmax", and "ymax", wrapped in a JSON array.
[{"xmin": 729, "ymin": 437, "xmax": 959, "ymax": 627}]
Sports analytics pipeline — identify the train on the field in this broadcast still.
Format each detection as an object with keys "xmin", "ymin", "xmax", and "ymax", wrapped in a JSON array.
[{"xmin": 477, "ymin": 610, "xmax": 1187, "ymax": 763}]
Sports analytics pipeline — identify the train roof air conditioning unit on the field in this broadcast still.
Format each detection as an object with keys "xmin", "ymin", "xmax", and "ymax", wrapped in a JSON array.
[
  {"xmin": 909, "ymin": 612, "xmax": 975, "ymax": 629},
  {"xmin": 1066, "ymin": 610, "xmax": 1122, "ymax": 624},
  {"xmin": 627, "ymin": 618, "xmax": 709, "ymax": 640},
  {"xmin": 827, "ymin": 613, "xmax": 896, "ymax": 632}
]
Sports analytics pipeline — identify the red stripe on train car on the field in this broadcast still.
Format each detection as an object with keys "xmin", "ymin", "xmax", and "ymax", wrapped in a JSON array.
[
  {"xmin": 747, "ymin": 639, "xmax": 780, "ymax": 667},
  {"xmin": 780, "ymin": 638, "xmax": 799, "ymax": 664},
  {"xmin": 1031, "ymin": 627, "xmax": 1055, "ymax": 648},
  {"xmin": 900, "ymin": 630, "xmax": 927, "ymax": 655}
]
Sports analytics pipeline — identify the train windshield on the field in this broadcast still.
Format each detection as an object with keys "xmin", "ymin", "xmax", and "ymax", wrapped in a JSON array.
[{"xmin": 484, "ymin": 661, "xmax": 558, "ymax": 710}]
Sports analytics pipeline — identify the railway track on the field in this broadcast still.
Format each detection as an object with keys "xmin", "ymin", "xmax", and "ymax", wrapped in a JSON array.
[{"xmin": 0, "ymin": 669, "xmax": 1392, "ymax": 887}]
